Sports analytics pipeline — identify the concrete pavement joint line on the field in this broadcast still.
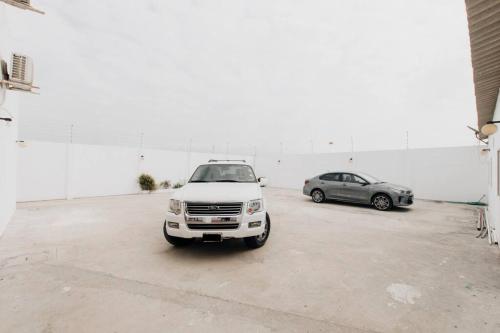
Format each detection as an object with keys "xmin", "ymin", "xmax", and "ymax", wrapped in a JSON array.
[{"xmin": 40, "ymin": 262, "xmax": 379, "ymax": 333}]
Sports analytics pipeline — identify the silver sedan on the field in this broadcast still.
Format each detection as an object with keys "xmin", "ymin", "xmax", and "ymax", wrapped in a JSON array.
[{"xmin": 303, "ymin": 171, "xmax": 413, "ymax": 211}]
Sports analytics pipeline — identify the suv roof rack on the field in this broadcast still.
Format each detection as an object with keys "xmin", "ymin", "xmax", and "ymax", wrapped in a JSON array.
[{"xmin": 208, "ymin": 159, "xmax": 246, "ymax": 163}]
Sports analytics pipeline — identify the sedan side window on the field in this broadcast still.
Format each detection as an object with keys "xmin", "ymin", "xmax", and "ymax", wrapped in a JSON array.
[
  {"xmin": 319, "ymin": 173, "xmax": 342, "ymax": 181},
  {"xmin": 353, "ymin": 175, "xmax": 367, "ymax": 184},
  {"xmin": 342, "ymin": 173, "xmax": 354, "ymax": 183},
  {"xmin": 342, "ymin": 174, "xmax": 366, "ymax": 184},
  {"xmin": 319, "ymin": 173, "xmax": 334, "ymax": 181},
  {"xmin": 332, "ymin": 173, "xmax": 342, "ymax": 181}
]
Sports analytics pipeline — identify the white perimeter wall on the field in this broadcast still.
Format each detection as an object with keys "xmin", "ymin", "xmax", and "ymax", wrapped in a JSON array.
[
  {"xmin": 0, "ymin": 4, "xmax": 19, "ymax": 235},
  {"xmin": 254, "ymin": 146, "xmax": 488, "ymax": 203},
  {"xmin": 487, "ymin": 92, "xmax": 500, "ymax": 244},
  {"xmin": 17, "ymin": 142, "xmax": 488, "ymax": 204},
  {"xmin": 17, "ymin": 141, "xmax": 253, "ymax": 202}
]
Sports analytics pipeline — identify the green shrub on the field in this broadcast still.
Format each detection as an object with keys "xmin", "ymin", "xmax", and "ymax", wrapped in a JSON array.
[
  {"xmin": 173, "ymin": 182, "xmax": 183, "ymax": 189},
  {"xmin": 159, "ymin": 180, "xmax": 171, "ymax": 189},
  {"xmin": 138, "ymin": 174, "xmax": 157, "ymax": 192}
]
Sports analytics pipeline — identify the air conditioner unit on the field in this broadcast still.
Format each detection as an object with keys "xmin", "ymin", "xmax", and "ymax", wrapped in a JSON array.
[
  {"xmin": 0, "ymin": 0, "xmax": 44, "ymax": 14},
  {"xmin": 0, "ymin": 59, "xmax": 8, "ymax": 81},
  {"xmin": 0, "ymin": 54, "xmax": 39, "ymax": 93},
  {"xmin": 10, "ymin": 53, "xmax": 34, "ymax": 86}
]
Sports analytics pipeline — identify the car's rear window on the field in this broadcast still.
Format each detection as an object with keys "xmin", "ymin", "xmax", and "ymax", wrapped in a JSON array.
[{"xmin": 319, "ymin": 173, "xmax": 341, "ymax": 181}]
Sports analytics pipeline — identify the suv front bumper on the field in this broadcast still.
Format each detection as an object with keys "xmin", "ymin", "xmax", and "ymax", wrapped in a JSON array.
[{"xmin": 164, "ymin": 211, "xmax": 267, "ymax": 239}]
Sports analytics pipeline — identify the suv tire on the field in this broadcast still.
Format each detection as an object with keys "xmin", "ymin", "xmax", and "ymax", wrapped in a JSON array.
[
  {"xmin": 244, "ymin": 213, "xmax": 271, "ymax": 249},
  {"xmin": 372, "ymin": 194, "xmax": 393, "ymax": 211},
  {"xmin": 163, "ymin": 221, "xmax": 193, "ymax": 246}
]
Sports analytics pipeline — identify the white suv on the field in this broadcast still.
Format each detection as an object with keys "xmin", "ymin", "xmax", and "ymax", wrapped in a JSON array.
[{"xmin": 163, "ymin": 160, "xmax": 270, "ymax": 249}]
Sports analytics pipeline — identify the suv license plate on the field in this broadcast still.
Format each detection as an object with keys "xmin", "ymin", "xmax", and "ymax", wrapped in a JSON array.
[
  {"xmin": 212, "ymin": 217, "xmax": 236, "ymax": 223},
  {"xmin": 202, "ymin": 234, "xmax": 222, "ymax": 242}
]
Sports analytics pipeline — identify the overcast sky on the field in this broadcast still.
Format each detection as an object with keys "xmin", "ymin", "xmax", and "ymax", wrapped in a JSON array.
[{"xmin": 4, "ymin": 0, "xmax": 478, "ymax": 154}]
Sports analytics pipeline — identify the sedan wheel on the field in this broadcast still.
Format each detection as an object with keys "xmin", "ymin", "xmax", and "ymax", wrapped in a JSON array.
[
  {"xmin": 373, "ymin": 194, "xmax": 393, "ymax": 211},
  {"xmin": 311, "ymin": 189, "xmax": 325, "ymax": 203}
]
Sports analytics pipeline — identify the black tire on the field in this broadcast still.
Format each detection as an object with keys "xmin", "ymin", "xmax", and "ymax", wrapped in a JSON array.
[
  {"xmin": 372, "ymin": 193, "xmax": 393, "ymax": 211},
  {"xmin": 244, "ymin": 213, "xmax": 271, "ymax": 249},
  {"xmin": 311, "ymin": 189, "xmax": 325, "ymax": 203},
  {"xmin": 163, "ymin": 221, "xmax": 193, "ymax": 246}
]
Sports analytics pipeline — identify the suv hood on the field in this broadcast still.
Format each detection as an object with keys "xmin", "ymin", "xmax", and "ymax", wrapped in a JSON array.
[{"xmin": 173, "ymin": 183, "xmax": 262, "ymax": 202}]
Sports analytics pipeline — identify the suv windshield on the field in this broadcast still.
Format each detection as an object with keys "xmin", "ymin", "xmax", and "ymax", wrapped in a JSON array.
[{"xmin": 189, "ymin": 164, "xmax": 257, "ymax": 183}]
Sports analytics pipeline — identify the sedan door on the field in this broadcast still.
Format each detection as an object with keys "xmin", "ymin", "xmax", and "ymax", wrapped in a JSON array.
[
  {"xmin": 341, "ymin": 173, "xmax": 371, "ymax": 203},
  {"xmin": 319, "ymin": 173, "xmax": 345, "ymax": 199}
]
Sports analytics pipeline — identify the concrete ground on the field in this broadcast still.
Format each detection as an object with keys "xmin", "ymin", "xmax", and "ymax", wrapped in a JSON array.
[{"xmin": 0, "ymin": 188, "xmax": 499, "ymax": 333}]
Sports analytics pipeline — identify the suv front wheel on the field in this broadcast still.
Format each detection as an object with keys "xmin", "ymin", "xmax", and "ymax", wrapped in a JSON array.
[
  {"xmin": 163, "ymin": 221, "xmax": 193, "ymax": 246},
  {"xmin": 244, "ymin": 213, "xmax": 271, "ymax": 249}
]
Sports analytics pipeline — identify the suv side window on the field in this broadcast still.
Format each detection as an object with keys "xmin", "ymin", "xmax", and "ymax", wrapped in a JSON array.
[{"xmin": 319, "ymin": 173, "xmax": 341, "ymax": 181}]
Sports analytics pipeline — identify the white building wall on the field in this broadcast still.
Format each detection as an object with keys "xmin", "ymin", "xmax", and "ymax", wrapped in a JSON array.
[
  {"xmin": 486, "ymin": 92, "xmax": 500, "ymax": 244},
  {"xmin": 254, "ymin": 146, "xmax": 488, "ymax": 203},
  {"xmin": 0, "ymin": 4, "xmax": 20, "ymax": 236},
  {"xmin": 17, "ymin": 141, "xmax": 253, "ymax": 201}
]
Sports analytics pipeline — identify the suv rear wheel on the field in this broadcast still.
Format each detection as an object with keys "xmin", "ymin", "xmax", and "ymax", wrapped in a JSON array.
[{"xmin": 244, "ymin": 213, "xmax": 271, "ymax": 249}]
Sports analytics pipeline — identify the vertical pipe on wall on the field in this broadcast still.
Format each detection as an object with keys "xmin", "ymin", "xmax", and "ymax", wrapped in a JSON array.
[
  {"xmin": 185, "ymin": 138, "xmax": 192, "ymax": 183},
  {"xmin": 64, "ymin": 124, "xmax": 74, "ymax": 200}
]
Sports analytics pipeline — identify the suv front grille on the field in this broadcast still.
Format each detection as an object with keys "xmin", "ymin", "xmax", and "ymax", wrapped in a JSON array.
[
  {"xmin": 185, "ymin": 202, "xmax": 243, "ymax": 216},
  {"xmin": 186, "ymin": 223, "xmax": 239, "ymax": 230}
]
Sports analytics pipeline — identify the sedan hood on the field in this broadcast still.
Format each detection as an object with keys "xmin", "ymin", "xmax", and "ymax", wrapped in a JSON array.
[
  {"xmin": 173, "ymin": 182, "xmax": 262, "ymax": 202},
  {"xmin": 379, "ymin": 182, "xmax": 412, "ymax": 192}
]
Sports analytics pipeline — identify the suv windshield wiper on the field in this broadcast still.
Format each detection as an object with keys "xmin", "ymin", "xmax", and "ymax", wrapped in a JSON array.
[{"xmin": 215, "ymin": 180, "xmax": 239, "ymax": 182}]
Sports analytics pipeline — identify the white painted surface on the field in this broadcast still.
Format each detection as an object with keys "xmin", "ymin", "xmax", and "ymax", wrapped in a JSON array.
[
  {"xmin": 17, "ymin": 141, "xmax": 253, "ymax": 201},
  {"xmin": 0, "ymin": 4, "xmax": 19, "ymax": 236},
  {"xmin": 386, "ymin": 283, "xmax": 421, "ymax": 305},
  {"xmin": 486, "ymin": 92, "xmax": 500, "ymax": 244},
  {"xmin": 0, "ymin": 94, "xmax": 18, "ymax": 236},
  {"xmin": 16, "ymin": 141, "xmax": 67, "ymax": 201},
  {"xmin": 254, "ymin": 146, "xmax": 488, "ymax": 203}
]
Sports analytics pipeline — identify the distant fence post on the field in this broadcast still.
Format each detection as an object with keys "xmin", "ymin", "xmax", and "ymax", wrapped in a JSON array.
[{"xmin": 65, "ymin": 124, "xmax": 74, "ymax": 200}]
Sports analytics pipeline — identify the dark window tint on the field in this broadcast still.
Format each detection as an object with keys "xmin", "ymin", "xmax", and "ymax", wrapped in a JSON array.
[
  {"xmin": 189, "ymin": 164, "xmax": 257, "ymax": 183},
  {"xmin": 319, "ymin": 173, "xmax": 341, "ymax": 181},
  {"xmin": 342, "ymin": 173, "xmax": 366, "ymax": 184}
]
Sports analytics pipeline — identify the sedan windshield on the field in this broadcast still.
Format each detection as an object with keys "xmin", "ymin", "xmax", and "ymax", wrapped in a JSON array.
[
  {"xmin": 357, "ymin": 172, "xmax": 381, "ymax": 184},
  {"xmin": 189, "ymin": 164, "xmax": 257, "ymax": 183}
]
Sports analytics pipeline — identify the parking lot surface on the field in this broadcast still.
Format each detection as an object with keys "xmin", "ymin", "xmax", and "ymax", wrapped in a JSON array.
[{"xmin": 1, "ymin": 188, "xmax": 499, "ymax": 332}]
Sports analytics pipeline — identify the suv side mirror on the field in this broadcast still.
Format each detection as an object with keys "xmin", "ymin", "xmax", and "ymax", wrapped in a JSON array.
[{"xmin": 258, "ymin": 177, "xmax": 268, "ymax": 187}]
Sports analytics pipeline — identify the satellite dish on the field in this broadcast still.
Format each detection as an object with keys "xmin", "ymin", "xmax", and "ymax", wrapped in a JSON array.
[{"xmin": 481, "ymin": 123, "xmax": 498, "ymax": 136}]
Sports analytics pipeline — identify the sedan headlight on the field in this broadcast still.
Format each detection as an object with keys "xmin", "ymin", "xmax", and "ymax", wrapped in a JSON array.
[
  {"xmin": 247, "ymin": 199, "xmax": 263, "ymax": 215},
  {"xmin": 169, "ymin": 199, "xmax": 182, "ymax": 215}
]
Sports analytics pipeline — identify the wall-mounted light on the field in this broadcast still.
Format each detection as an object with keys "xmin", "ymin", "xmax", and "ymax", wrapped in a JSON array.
[
  {"xmin": 481, "ymin": 121, "xmax": 500, "ymax": 136},
  {"xmin": 16, "ymin": 140, "xmax": 28, "ymax": 148}
]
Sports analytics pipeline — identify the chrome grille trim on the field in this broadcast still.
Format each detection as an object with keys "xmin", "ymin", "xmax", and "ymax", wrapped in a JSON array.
[
  {"xmin": 185, "ymin": 202, "xmax": 243, "ymax": 216},
  {"xmin": 186, "ymin": 223, "xmax": 240, "ymax": 230}
]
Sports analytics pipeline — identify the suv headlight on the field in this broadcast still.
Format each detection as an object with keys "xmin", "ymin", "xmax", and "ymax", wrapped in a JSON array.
[
  {"xmin": 247, "ymin": 199, "xmax": 263, "ymax": 215},
  {"xmin": 169, "ymin": 199, "xmax": 182, "ymax": 215}
]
